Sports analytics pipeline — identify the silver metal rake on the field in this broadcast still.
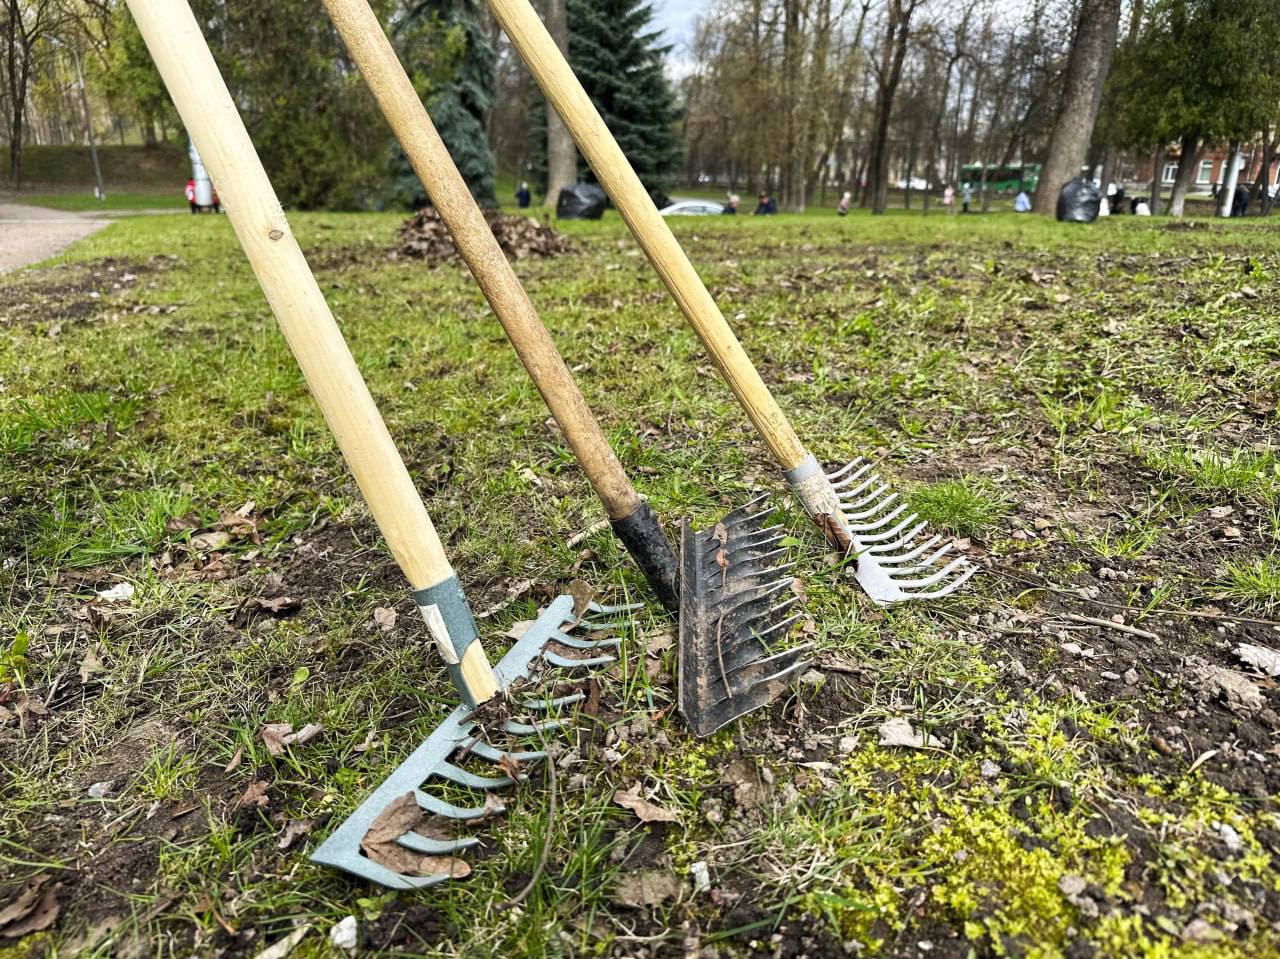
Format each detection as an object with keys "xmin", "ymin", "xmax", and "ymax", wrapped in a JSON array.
[
  {"xmin": 825, "ymin": 458, "xmax": 978, "ymax": 604},
  {"xmin": 311, "ymin": 595, "xmax": 639, "ymax": 889}
]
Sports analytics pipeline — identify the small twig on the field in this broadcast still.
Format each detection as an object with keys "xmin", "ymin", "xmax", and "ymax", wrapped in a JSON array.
[
  {"xmin": 566, "ymin": 517, "xmax": 611, "ymax": 549},
  {"xmin": 497, "ymin": 698, "xmax": 557, "ymax": 911},
  {"xmin": 1064, "ymin": 613, "xmax": 1160, "ymax": 641}
]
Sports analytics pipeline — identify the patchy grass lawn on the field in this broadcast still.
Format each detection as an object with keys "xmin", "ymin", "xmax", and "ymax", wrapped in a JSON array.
[
  {"xmin": 13, "ymin": 192, "xmax": 188, "ymax": 213},
  {"xmin": 2, "ymin": 208, "xmax": 1280, "ymax": 959}
]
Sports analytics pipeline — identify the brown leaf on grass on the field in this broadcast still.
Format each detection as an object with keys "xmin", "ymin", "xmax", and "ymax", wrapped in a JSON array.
[
  {"xmin": 190, "ymin": 531, "xmax": 231, "ymax": 552},
  {"xmin": 645, "ymin": 631, "xmax": 675, "ymax": 656},
  {"xmin": 236, "ymin": 780, "xmax": 270, "ymax": 809},
  {"xmin": 15, "ymin": 695, "xmax": 48, "ymax": 729},
  {"xmin": 260, "ymin": 723, "xmax": 294, "ymax": 757},
  {"xmin": 372, "ymin": 607, "xmax": 398, "ymax": 632},
  {"xmin": 0, "ymin": 877, "xmax": 61, "ymax": 939},
  {"xmin": 613, "ymin": 786, "xmax": 679, "ymax": 823},
  {"xmin": 568, "ymin": 579, "xmax": 596, "ymax": 619},
  {"xmin": 223, "ymin": 747, "xmax": 244, "ymax": 774},
  {"xmin": 713, "ymin": 522, "xmax": 729, "ymax": 585},
  {"xmin": 497, "ymin": 753, "xmax": 524, "ymax": 781},
  {"xmin": 504, "ymin": 620, "xmax": 534, "ymax": 641},
  {"xmin": 276, "ymin": 817, "xmax": 314, "ymax": 851},
  {"xmin": 260, "ymin": 722, "xmax": 324, "ymax": 756},
  {"xmin": 583, "ymin": 677, "xmax": 602, "ymax": 717},
  {"xmin": 78, "ymin": 645, "xmax": 105, "ymax": 685},
  {"xmin": 164, "ymin": 513, "xmax": 201, "ymax": 533},
  {"xmin": 722, "ymin": 757, "xmax": 771, "ymax": 810},
  {"xmin": 360, "ymin": 792, "xmax": 472, "ymax": 879},
  {"xmin": 813, "ymin": 514, "xmax": 853, "ymax": 555},
  {"xmin": 233, "ymin": 595, "xmax": 300, "ymax": 627},
  {"xmin": 612, "ymin": 869, "xmax": 681, "ymax": 908}
]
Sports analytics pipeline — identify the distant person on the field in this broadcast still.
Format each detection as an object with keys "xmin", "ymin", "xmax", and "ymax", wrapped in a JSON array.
[
  {"xmin": 942, "ymin": 184, "xmax": 955, "ymax": 214},
  {"xmin": 1134, "ymin": 199, "xmax": 1151, "ymax": 216},
  {"xmin": 1112, "ymin": 185, "xmax": 1126, "ymax": 211},
  {"xmin": 1232, "ymin": 182, "xmax": 1250, "ymax": 217},
  {"xmin": 185, "ymin": 178, "xmax": 198, "ymax": 215},
  {"xmin": 754, "ymin": 191, "xmax": 778, "ymax": 215},
  {"xmin": 1130, "ymin": 196, "xmax": 1142, "ymax": 215},
  {"xmin": 515, "ymin": 182, "xmax": 531, "ymax": 208},
  {"xmin": 837, "ymin": 191, "xmax": 852, "ymax": 216},
  {"xmin": 961, "ymin": 183, "xmax": 973, "ymax": 213},
  {"xmin": 722, "ymin": 193, "xmax": 740, "ymax": 214},
  {"xmin": 1099, "ymin": 196, "xmax": 1111, "ymax": 217},
  {"xmin": 211, "ymin": 187, "xmax": 221, "ymax": 214},
  {"xmin": 1014, "ymin": 190, "xmax": 1031, "ymax": 213}
]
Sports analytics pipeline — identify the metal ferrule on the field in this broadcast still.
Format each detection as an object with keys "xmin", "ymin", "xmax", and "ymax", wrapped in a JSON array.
[
  {"xmin": 784, "ymin": 453, "xmax": 843, "ymax": 519},
  {"xmin": 413, "ymin": 576, "xmax": 481, "ymax": 703}
]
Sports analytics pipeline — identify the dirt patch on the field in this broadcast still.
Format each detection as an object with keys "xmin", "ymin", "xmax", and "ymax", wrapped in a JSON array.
[{"xmin": 0, "ymin": 254, "xmax": 179, "ymax": 331}]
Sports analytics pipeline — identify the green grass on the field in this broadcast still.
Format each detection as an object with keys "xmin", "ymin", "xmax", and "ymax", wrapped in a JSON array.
[
  {"xmin": 1220, "ymin": 555, "xmax": 1280, "ymax": 610},
  {"xmin": 15, "ymin": 191, "xmax": 188, "ymax": 212},
  {"xmin": 4, "ymin": 207, "xmax": 1280, "ymax": 958}
]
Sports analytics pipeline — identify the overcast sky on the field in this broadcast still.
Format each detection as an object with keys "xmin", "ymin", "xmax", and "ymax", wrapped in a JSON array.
[{"xmin": 652, "ymin": 0, "xmax": 705, "ymax": 55}]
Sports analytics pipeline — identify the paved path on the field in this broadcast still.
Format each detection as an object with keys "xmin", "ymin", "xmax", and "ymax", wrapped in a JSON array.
[{"xmin": 0, "ymin": 202, "xmax": 108, "ymax": 274}]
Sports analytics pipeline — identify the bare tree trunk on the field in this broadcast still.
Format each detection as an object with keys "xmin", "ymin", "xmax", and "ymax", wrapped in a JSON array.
[
  {"xmin": 1148, "ymin": 144, "xmax": 1163, "ymax": 215},
  {"xmin": 1031, "ymin": 0, "xmax": 1122, "ymax": 213},
  {"xmin": 868, "ymin": 0, "xmax": 918, "ymax": 215},
  {"xmin": 1168, "ymin": 134, "xmax": 1199, "ymax": 217},
  {"xmin": 781, "ymin": 0, "xmax": 804, "ymax": 210},
  {"xmin": 543, "ymin": 0, "xmax": 576, "ymax": 209}
]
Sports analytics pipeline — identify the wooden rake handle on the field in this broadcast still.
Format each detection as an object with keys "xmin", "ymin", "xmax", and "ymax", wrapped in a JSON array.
[
  {"xmin": 321, "ymin": 0, "xmax": 641, "ymax": 524},
  {"xmin": 125, "ymin": 0, "xmax": 498, "ymax": 703},
  {"xmin": 486, "ymin": 0, "xmax": 812, "ymax": 473}
]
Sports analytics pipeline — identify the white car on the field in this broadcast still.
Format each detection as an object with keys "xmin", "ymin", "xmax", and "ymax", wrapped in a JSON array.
[{"xmin": 659, "ymin": 200, "xmax": 726, "ymax": 216}]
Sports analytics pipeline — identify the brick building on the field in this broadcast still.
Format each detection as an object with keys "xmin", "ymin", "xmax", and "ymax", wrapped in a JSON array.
[{"xmin": 1133, "ymin": 143, "xmax": 1279, "ymax": 193}]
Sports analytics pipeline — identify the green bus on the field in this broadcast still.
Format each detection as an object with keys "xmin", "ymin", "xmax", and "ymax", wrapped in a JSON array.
[{"xmin": 960, "ymin": 163, "xmax": 1040, "ymax": 194}]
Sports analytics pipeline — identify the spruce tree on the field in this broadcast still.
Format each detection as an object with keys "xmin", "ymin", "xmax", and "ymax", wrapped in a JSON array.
[
  {"xmin": 394, "ymin": 0, "xmax": 497, "ymax": 207},
  {"xmin": 565, "ymin": 0, "xmax": 682, "ymax": 201}
]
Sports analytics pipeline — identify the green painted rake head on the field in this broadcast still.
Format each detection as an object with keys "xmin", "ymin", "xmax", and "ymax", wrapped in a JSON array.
[{"xmin": 311, "ymin": 594, "xmax": 639, "ymax": 889}]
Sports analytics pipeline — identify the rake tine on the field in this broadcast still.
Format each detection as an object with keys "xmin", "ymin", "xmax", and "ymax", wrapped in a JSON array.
[
  {"xmin": 854, "ymin": 514, "xmax": 923, "ymax": 545},
  {"xmin": 884, "ymin": 546, "xmax": 957, "ymax": 576},
  {"xmin": 834, "ymin": 473, "xmax": 880, "ymax": 499},
  {"xmin": 747, "ymin": 612, "xmax": 804, "ymax": 643},
  {"xmin": 865, "ymin": 521, "xmax": 930, "ymax": 552},
  {"xmin": 826, "ymin": 459, "xmax": 870, "ymax": 485},
  {"xmin": 414, "ymin": 789, "xmax": 505, "ymax": 821},
  {"xmin": 542, "ymin": 650, "xmax": 616, "ymax": 670},
  {"xmin": 888, "ymin": 557, "xmax": 974, "ymax": 591},
  {"xmin": 847, "ymin": 504, "xmax": 911, "ymax": 535},
  {"xmin": 465, "ymin": 740, "xmax": 547, "ymax": 765},
  {"xmin": 521, "ymin": 692, "xmax": 586, "ymax": 711},
  {"xmin": 433, "ymin": 761, "xmax": 517, "ymax": 789},
  {"xmin": 585, "ymin": 601, "xmax": 646, "ymax": 615},
  {"xmin": 397, "ymin": 833, "xmax": 483, "ymax": 856},
  {"xmin": 503, "ymin": 718, "xmax": 567, "ymax": 735},
  {"xmin": 897, "ymin": 564, "xmax": 981, "ymax": 600},
  {"xmin": 873, "ymin": 535, "xmax": 946, "ymax": 566},
  {"xmin": 842, "ymin": 489, "xmax": 897, "ymax": 521},
  {"xmin": 549, "ymin": 631, "xmax": 624, "ymax": 651},
  {"xmin": 718, "ymin": 645, "xmax": 814, "ymax": 696}
]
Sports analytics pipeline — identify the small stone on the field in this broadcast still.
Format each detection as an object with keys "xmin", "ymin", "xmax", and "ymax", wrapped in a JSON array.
[
  {"xmin": 1034, "ymin": 517, "xmax": 1054, "ymax": 531},
  {"xmin": 87, "ymin": 781, "xmax": 114, "ymax": 799},
  {"xmin": 1181, "ymin": 918, "xmax": 1222, "ymax": 943},
  {"xmin": 838, "ymin": 735, "xmax": 858, "ymax": 754},
  {"xmin": 691, "ymin": 860, "xmax": 711, "ymax": 895},
  {"xmin": 329, "ymin": 916, "xmax": 357, "ymax": 954},
  {"xmin": 1101, "ymin": 671, "xmax": 1121, "ymax": 681},
  {"xmin": 980, "ymin": 759, "xmax": 1001, "ymax": 780},
  {"xmin": 1058, "ymin": 875, "xmax": 1087, "ymax": 897},
  {"xmin": 1099, "ymin": 567, "xmax": 1119, "ymax": 580},
  {"xmin": 798, "ymin": 670, "xmax": 825, "ymax": 687},
  {"xmin": 1061, "ymin": 641, "xmax": 1084, "ymax": 657},
  {"xmin": 1123, "ymin": 669, "xmax": 1139, "ymax": 685},
  {"xmin": 1219, "ymin": 823, "xmax": 1243, "ymax": 855},
  {"xmin": 702, "ymin": 798, "xmax": 724, "ymax": 825}
]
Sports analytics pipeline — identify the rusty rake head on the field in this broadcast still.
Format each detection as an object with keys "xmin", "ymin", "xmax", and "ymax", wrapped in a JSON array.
[
  {"xmin": 310, "ymin": 593, "xmax": 639, "ymax": 889},
  {"xmin": 824, "ymin": 458, "xmax": 978, "ymax": 605},
  {"xmin": 678, "ymin": 496, "xmax": 812, "ymax": 737}
]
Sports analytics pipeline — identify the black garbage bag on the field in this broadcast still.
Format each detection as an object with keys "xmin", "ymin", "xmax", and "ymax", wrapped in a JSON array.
[
  {"xmin": 556, "ymin": 183, "xmax": 608, "ymax": 220},
  {"xmin": 1056, "ymin": 178, "xmax": 1101, "ymax": 223}
]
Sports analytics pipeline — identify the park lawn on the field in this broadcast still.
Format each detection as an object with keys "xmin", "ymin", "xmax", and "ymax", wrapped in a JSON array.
[
  {"xmin": 15, "ymin": 192, "xmax": 188, "ymax": 213},
  {"xmin": 2, "ymin": 207, "xmax": 1280, "ymax": 958}
]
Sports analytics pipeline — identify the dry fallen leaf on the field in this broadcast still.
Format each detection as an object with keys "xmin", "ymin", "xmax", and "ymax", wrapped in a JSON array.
[
  {"xmin": 1235, "ymin": 643, "xmax": 1280, "ymax": 677},
  {"xmin": 613, "ymin": 786, "xmax": 679, "ymax": 823},
  {"xmin": 223, "ymin": 747, "xmax": 244, "ymax": 774},
  {"xmin": 360, "ymin": 792, "xmax": 472, "ymax": 879},
  {"xmin": 236, "ymin": 780, "xmax": 270, "ymax": 809},
  {"xmin": 276, "ymin": 817, "xmax": 314, "ymax": 851},
  {"xmin": 260, "ymin": 722, "xmax": 324, "ymax": 756},
  {"xmin": 613, "ymin": 869, "xmax": 682, "ymax": 908},
  {"xmin": 260, "ymin": 723, "xmax": 294, "ymax": 757},
  {"xmin": 497, "ymin": 753, "xmax": 524, "ymax": 781},
  {"xmin": 568, "ymin": 579, "xmax": 596, "ymax": 619},
  {"xmin": 78, "ymin": 645, "xmax": 105, "ymax": 685},
  {"xmin": 0, "ymin": 877, "xmax": 61, "ymax": 939},
  {"xmin": 190, "ymin": 531, "xmax": 231, "ymax": 552},
  {"xmin": 878, "ymin": 717, "xmax": 942, "ymax": 750},
  {"xmin": 373, "ymin": 607, "xmax": 398, "ymax": 632},
  {"xmin": 504, "ymin": 620, "xmax": 534, "ymax": 641}
]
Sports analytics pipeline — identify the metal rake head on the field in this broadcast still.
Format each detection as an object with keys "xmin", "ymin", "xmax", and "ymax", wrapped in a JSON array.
[
  {"xmin": 825, "ymin": 458, "xmax": 978, "ymax": 605},
  {"xmin": 310, "ymin": 594, "xmax": 640, "ymax": 888},
  {"xmin": 678, "ymin": 496, "xmax": 812, "ymax": 737}
]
